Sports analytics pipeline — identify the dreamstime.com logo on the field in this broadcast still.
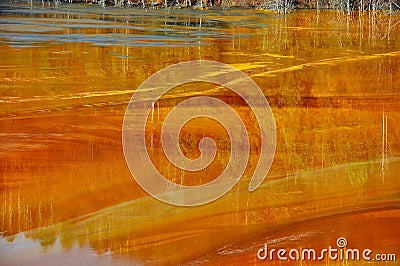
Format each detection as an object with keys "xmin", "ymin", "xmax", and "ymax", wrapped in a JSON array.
[
  {"xmin": 122, "ymin": 60, "xmax": 276, "ymax": 206},
  {"xmin": 257, "ymin": 237, "xmax": 397, "ymax": 262}
]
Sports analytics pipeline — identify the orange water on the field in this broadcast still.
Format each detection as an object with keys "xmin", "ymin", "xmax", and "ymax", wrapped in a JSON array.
[{"xmin": 1, "ymin": 2, "xmax": 400, "ymax": 265}]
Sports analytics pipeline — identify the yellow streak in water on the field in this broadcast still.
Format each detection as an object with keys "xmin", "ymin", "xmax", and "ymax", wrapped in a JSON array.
[{"xmin": 254, "ymin": 51, "xmax": 400, "ymax": 77}]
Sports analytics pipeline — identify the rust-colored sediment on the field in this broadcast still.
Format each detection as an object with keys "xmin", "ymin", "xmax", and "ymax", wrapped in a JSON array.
[{"xmin": 1, "ymin": 6, "xmax": 400, "ymax": 265}]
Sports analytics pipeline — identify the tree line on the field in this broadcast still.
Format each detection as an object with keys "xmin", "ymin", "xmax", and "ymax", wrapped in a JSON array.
[{"xmin": 33, "ymin": 0, "xmax": 400, "ymax": 13}]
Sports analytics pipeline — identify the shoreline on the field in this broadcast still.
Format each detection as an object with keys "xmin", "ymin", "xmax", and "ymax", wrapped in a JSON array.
[{"xmin": 21, "ymin": 0, "xmax": 400, "ymax": 13}]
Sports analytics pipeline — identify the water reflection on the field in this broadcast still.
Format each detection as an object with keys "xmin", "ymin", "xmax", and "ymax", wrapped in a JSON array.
[{"xmin": 1, "ymin": 1, "xmax": 400, "ymax": 265}]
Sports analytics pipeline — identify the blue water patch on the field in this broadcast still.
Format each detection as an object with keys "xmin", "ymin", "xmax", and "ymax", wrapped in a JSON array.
[{"xmin": 0, "ymin": 2, "xmax": 267, "ymax": 48}]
